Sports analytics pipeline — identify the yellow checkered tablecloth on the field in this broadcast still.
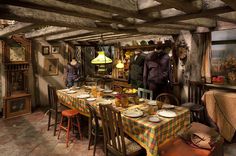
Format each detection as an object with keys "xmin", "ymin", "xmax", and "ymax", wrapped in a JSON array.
[{"xmin": 57, "ymin": 89, "xmax": 190, "ymax": 156}]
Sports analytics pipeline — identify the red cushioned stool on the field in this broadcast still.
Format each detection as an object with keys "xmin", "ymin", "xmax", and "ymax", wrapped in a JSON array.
[{"xmin": 57, "ymin": 109, "xmax": 83, "ymax": 147}]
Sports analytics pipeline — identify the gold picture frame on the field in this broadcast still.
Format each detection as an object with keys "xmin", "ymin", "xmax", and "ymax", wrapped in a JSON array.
[
  {"xmin": 42, "ymin": 46, "xmax": 50, "ymax": 55},
  {"xmin": 51, "ymin": 46, "xmax": 60, "ymax": 54},
  {"xmin": 44, "ymin": 58, "xmax": 59, "ymax": 76}
]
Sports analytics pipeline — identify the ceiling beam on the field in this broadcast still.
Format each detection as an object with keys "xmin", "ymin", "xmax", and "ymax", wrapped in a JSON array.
[
  {"xmin": 215, "ymin": 16, "xmax": 236, "ymax": 24},
  {"xmin": 0, "ymin": 0, "xmax": 129, "ymax": 25},
  {"xmin": 0, "ymin": 5, "xmax": 141, "ymax": 35},
  {"xmin": 0, "ymin": 22, "xmax": 35, "ymax": 37},
  {"xmin": 25, "ymin": 26, "xmax": 73, "ymax": 38},
  {"xmin": 57, "ymin": 0, "xmax": 145, "ymax": 20},
  {"xmin": 76, "ymin": 34, "xmax": 130, "ymax": 41},
  {"xmin": 139, "ymin": 4, "xmax": 169, "ymax": 14},
  {"xmin": 221, "ymin": 0, "xmax": 236, "ymax": 11},
  {"xmin": 46, "ymin": 30, "xmax": 92, "ymax": 41},
  {"xmin": 140, "ymin": 6, "xmax": 233, "ymax": 25},
  {"xmin": 64, "ymin": 32, "xmax": 115, "ymax": 41},
  {"xmin": 0, "ymin": 0, "xmax": 198, "ymax": 31},
  {"xmin": 155, "ymin": 0, "xmax": 202, "ymax": 13}
]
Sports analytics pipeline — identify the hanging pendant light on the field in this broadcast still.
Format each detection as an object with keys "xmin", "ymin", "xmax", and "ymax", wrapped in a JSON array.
[
  {"xmin": 91, "ymin": 51, "xmax": 112, "ymax": 64},
  {"xmin": 116, "ymin": 60, "xmax": 124, "ymax": 69}
]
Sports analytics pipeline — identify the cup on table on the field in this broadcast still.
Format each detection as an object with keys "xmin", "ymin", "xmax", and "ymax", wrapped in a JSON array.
[{"xmin": 156, "ymin": 101, "xmax": 163, "ymax": 109}]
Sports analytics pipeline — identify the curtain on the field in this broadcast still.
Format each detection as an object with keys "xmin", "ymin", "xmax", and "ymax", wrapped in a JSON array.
[{"xmin": 201, "ymin": 33, "xmax": 212, "ymax": 83}]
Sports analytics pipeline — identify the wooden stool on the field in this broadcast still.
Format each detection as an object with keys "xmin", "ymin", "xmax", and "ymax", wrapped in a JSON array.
[{"xmin": 57, "ymin": 109, "xmax": 83, "ymax": 147}]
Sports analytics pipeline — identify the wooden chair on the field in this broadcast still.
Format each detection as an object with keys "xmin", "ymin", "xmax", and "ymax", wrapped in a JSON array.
[
  {"xmin": 86, "ymin": 103, "xmax": 103, "ymax": 156},
  {"xmin": 138, "ymin": 88, "xmax": 153, "ymax": 100},
  {"xmin": 156, "ymin": 93, "xmax": 180, "ymax": 106},
  {"xmin": 47, "ymin": 84, "xmax": 61, "ymax": 136},
  {"xmin": 182, "ymin": 81, "xmax": 206, "ymax": 123},
  {"xmin": 99, "ymin": 104, "xmax": 145, "ymax": 156}
]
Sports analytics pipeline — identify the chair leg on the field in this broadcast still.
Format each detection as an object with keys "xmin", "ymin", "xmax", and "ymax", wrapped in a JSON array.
[
  {"xmin": 66, "ymin": 117, "xmax": 71, "ymax": 147},
  {"xmin": 53, "ymin": 112, "xmax": 58, "ymax": 136},
  {"xmin": 57, "ymin": 115, "xmax": 64, "ymax": 140},
  {"xmin": 88, "ymin": 120, "xmax": 93, "ymax": 150},
  {"xmin": 76, "ymin": 116, "xmax": 83, "ymax": 140},
  {"xmin": 47, "ymin": 111, "xmax": 51, "ymax": 131},
  {"xmin": 93, "ymin": 129, "xmax": 98, "ymax": 156}
]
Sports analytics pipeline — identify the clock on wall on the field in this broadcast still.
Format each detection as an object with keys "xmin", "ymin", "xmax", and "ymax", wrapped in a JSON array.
[{"xmin": 9, "ymin": 47, "xmax": 26, "ymax": 62}]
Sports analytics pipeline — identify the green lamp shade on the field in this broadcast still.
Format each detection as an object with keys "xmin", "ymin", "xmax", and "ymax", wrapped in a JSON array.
[{"xmin": 91, "ymin": 51, "xmax": 112, "ymax": 64}]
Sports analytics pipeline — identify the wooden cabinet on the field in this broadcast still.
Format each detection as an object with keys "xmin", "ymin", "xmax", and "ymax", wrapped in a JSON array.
[{"xmin": 2, "ymin": 35, "xmax": 31, "ymax": 119}]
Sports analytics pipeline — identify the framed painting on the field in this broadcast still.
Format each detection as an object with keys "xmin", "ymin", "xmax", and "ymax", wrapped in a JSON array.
[
  {"xmin": 42, "ymin": 46, "xmax": 50, "ymax": 55},
  {"xmin": 44, "ymin": 58, "xmax": 59, "ymax": 76},
  {"xmin": 52, "ymin": 46, "xmax": 60, "ymax": 54}
]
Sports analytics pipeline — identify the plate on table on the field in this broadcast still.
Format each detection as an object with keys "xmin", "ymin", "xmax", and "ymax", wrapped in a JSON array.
[
  {"xmin": 123, "ymin": 109, "xmax": 143, "ymax": 118},
  {"xmin": 162, "ymin": 104, "xmax": 175, "ymax": 109},
  {"xmin": 112, "ymin": 91, "xmax": 118, "ymax": 95},
  {"xmin": 98, "ymin": 100, "xmax": 112, "ymax": 105},
  {"xmin": 86, "ymin": 98, "xmax": 96, "ymax": 101},
  {"xmin": 77, "ymin": 94, "xmax": 90, "ymax": 99},
  {"xmin": 66, "ymin": 90, "xmax": 77, "ymax": 94},
  {"xmin": 62, "ymin": 89, "xmax": 70, "ymax": 92},
  {"xmin": 103, "ymin": 89, "xmax": 113, "ymax": 93},
  {"xmin": 148, "ymin": 116, "xmax": 161, "ymax": 123},
  {"xmin": 139, "ymin": 98, "xmax": 145, "ymax": 102},
  {"xmin": 148, "ymin": 100, "xmax": 157, "ymax": 106},
  {"xmin": 156, "ymin": 110, "xmax": 177, "ymax": 118}
]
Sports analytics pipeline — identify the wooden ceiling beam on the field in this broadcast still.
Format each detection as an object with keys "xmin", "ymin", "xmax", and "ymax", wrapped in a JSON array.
[
  {"xmin": 64, "ymin": 32, "xmax": 115, "ymax": 41},
  {"xmin": 0, "ymin": 0, "xmax": 129, "ymax": 25},
  {"xmin": 25, "ymin": 26, "xmax": 73, "ymax": 38},
  {"xmin": 0, "ymin": 1, "xmax": 198, "ymax": 31},
  {"xmin": 76, "ymin": 34, "xmax": 130, "ymax": 41},
  {"xmin": 45, "ymin": 30, "xmax": 92, "ymax": 41},
  {"xmin": 215, "ymin": 16, "xmax": 236, "ymax": 24},
  {"xmin": 221, "ymin": 0, "xmax": 236, "ymax": 11},
  {"xmin": 139, "ymin": 4, "xmax": 169, "ymax": 14},
  {"xmin": 0, "ymin": 22, "xmax": 35, "ymax": 37},
  {"xmin": 0, "ymin": 5, "xmax": 141, "ymax": 35},
  {"xmin": 155, "ymin": 0, "xmax": 202, "ymax": 13},
  {"xmin": 140, "ymin": 6, "xmax": 233, "ymax": 25},
  {"xmin": 57, "ymin": 0, "xmax": 145, "ymax": 20}
]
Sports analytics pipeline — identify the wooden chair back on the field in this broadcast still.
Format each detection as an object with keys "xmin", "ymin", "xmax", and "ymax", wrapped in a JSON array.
[
  {"xmin": 86, "ymin": 103, "xmax": 100, "ymax": 130},
  {"xmin": 138, "ymin": 88, "xmax": 153, "ymax": 100},
  {"xmin": 156, "ymin": 93, "xmax": 180, "ymax": 106},
  {"xmin": 188, "ymin": 81, "xmax": 204, "ymax": 105},
  {"xmin": 99, "ymin": 104, "xmax": 126, "ymax": 156},
  {"xmin": 47, "ymin": 84, "xmax": 58, "ymax": 111}
]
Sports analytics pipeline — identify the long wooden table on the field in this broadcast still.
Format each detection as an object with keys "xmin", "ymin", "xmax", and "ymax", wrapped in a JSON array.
[{"xmin": 57, "ymin": 88, "xmax": 190, "ymax": 156}]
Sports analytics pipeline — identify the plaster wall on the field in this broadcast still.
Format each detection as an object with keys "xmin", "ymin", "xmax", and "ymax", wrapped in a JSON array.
[
  {"xmin": 0, "ymin": 41, "xmax": 3, "ymax": 112},
  {"xmin": 33, "ymin": 38, "xmax": 67, "ymax": 106}
]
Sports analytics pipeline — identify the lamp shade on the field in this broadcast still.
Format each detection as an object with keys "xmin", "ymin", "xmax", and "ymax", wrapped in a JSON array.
[
  {"xmin": 116, "ymin": 60, "xmax": 124, "ymax": 69},
  {"xmin": 91, "ymin": 51, "xmax": 112, "ymax": 64}
]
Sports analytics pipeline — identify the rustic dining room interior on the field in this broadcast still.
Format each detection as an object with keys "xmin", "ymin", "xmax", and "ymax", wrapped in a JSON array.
[{"xmin": 1, "ymin": 0, "xmax": 236, "ymax": 156}]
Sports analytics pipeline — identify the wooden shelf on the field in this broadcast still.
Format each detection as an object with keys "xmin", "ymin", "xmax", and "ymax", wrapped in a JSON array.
[
  {"xmin": 205, "ymin": 83, "xmax": 236, "ymax": 91},
  {"xmin": 120, "ymin": 43, "xmax": 171, "ymax": 51}
]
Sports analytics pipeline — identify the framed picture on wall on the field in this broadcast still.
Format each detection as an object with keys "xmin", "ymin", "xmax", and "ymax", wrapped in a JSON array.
[
  {"xmin": 42, "ymin": 46, "xmax": 50, "ymax": 55},
  {"xmin": 52, "ymin": 46, "xmax": 60, "ymax": 54},
  {"xmin": 44, "ymin": 58, "xmax": 59, "ymax": 76}
]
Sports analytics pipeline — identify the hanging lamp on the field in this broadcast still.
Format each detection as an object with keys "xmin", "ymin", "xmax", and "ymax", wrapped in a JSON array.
[{"xmin": 91, "ymin": 51, "xmax": 112, "ymax": 64}]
